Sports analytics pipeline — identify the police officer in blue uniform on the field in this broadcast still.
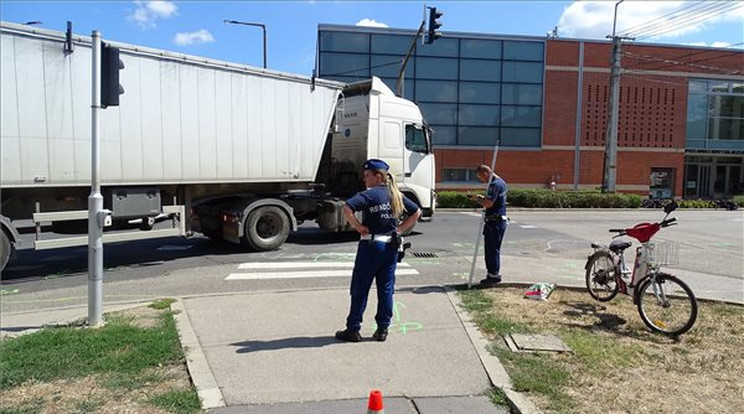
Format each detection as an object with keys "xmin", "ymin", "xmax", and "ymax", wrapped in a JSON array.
[
  {"xmin": 335, "ymin": 159, "xmax": 421, "ymax": 342},
  {"xmin": 469, "ymin": 165, "xmax": 508, "ymax": 285}
]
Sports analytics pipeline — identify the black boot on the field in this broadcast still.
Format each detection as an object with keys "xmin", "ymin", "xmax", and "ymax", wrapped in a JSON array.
[
  {"xmin": 372, "ymin": 328, "xmax": 388, "ymax": 342},
  {"xmin": 335, "ymin": 329, "xmax": 362, "ymax": 342}
]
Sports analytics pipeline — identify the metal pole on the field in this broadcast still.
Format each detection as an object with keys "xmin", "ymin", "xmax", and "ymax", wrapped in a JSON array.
[
  {"xmin": 89, "ymin": 30, "xmax": 104, "ymax": 327},
  {"xmin": 467, "ymin": 142, "xmax": 500, "ymax": 289},
  {"xmin": 261, "ymin": 25, "xmax": 267, "ymax": 69},
  {"xmin": 612, "ymin": 0, "xmax": 624, "ymax": 37},
  {"xmin": 396, "ymin": 20, "xmax": 426, "ymax": 97},
  {"xmin": 574, "ymin": 41, "xmax": 584, "ymax": 191}
]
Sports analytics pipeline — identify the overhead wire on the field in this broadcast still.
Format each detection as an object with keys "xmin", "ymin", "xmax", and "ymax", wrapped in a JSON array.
[
  {"xmin": 616, "ymin": 1, "xmax": 718, "ymax": 38},
  {"xmin": 630, "ymin": 2, "xmax": 741, "ymax": 40},
  {"xmin": 622, "ymin": 51, "xmax": 742, "ymax": 75},
  {"xmin": 620, "ymin": 1, "xmax": 733, "ymax": 38},
  {"xmin": 323, "ymin": 59, "xmax": 403, "ymax": 78}
]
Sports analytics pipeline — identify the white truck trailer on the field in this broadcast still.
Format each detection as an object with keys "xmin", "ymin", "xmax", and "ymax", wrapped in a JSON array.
[{"xmin": 0, "ymin": 21, "xmax": 436, "ymax": 272}]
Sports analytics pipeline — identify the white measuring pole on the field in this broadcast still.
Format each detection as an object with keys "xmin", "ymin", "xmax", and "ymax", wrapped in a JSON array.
[{"xmin": 467, "ymin": 142, "xmax": 500, "ymax": 289}]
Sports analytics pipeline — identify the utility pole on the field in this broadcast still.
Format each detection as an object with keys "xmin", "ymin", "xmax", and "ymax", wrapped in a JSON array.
[{"xmin": 602, "ymin": 0, "xmax": 633, "ymax": 193}]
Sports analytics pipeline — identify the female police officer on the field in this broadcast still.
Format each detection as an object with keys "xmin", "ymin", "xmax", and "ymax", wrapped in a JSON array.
[{"xmin": 335, "ymin": 159, "xmax": 421, "ymax": 342}]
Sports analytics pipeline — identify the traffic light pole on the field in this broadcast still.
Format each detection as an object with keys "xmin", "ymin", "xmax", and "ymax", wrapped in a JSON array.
[
  {"xmin": 89, "ymin": 30, "xmax": 104, "ymax": 327},
  {"xmin": 396, "ymin": 20, "xmax": 425, "ymax": 97}
]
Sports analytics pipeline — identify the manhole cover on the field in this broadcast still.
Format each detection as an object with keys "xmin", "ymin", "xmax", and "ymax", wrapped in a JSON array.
[
  {"xmin": 505, "ymin": 333, "xmax": 572, "ymax": 353},
  {"xmin": 411, "ymin": 251, "xmax": 438, "ymax": 258}
]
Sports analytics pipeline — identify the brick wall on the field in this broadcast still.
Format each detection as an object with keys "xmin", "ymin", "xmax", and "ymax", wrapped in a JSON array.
[{"xmin": 435, "ymin": 38, "xmax": 741, "ymax": 197}]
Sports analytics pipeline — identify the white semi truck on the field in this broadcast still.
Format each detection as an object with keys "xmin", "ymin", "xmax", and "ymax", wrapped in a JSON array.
[{"xmin": 0, "ymin": 21, "xmax": 436, "ymax": 272}]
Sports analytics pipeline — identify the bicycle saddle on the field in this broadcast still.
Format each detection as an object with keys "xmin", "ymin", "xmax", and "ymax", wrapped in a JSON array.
[{"xmin": 609, "ymin": 239, "xmax": 632, "ymax": 253}]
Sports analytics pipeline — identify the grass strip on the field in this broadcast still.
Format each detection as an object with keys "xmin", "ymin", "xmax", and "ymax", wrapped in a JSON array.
[
  {"xmin": 0, "ymin": 311, "xmax": 182, "ymax": 390},
  {"xmin": 148, "ymin": 389, "xmax": 202, "ymax": 414}
]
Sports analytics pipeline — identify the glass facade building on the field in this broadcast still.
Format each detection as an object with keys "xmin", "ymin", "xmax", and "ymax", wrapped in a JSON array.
[{"xmin": 317, "ymin": 25, "xmax": 545, "ymax": 149}]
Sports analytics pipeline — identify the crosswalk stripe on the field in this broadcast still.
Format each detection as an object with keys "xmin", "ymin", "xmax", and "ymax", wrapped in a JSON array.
[
  {"xmin": 226, "ymin": 268, "xmax": 419, "ymax": 280},
  {"xmin": 236, "ymin": 261, "xmax": 411, "ymax": 270}
]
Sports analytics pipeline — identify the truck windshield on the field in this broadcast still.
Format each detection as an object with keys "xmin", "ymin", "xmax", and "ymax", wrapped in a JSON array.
[{"xmin": 405, "ymin": 124, "xmax": 429, "ymax": 154}]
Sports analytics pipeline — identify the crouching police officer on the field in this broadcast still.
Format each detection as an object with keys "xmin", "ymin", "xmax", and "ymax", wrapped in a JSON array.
[{"xmin": 335, "ymin": 158, "xmax": 421, "ymax": 342}]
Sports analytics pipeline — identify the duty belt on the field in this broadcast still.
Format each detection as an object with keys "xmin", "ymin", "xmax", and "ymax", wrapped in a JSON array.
[
  {"xmin": 484, "ymin": 215, "xmax": 507, "ymax": 223},
  {"xmin": 360, "ymin": 234, "xmax": 392, "ymax": 243}
]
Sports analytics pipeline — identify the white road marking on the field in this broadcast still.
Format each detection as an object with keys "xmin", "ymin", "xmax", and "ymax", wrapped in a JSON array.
[
  {"xmin": 226, "ymin": 268, "xmax": 419, "ymax": 280},
  {"xmin": 520, "ymin": 225, "xmax": 537, "ymax": 229},
  {"xmin": 236, "ymin": 262, "xmax": 411, "ymax": 269}
]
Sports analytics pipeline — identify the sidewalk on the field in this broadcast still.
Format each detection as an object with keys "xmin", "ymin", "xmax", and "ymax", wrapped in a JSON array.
[{"xmin": 174, "ymin": 286, "xmax": 520, "ymax": 413}]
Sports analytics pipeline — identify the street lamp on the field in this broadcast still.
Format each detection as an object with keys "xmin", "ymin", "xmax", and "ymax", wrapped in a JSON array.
[
  {"xmin": 24, "ymin": 21, "xmax": 43, "ymax": 25},
  {"xmin": 224, "ymin": 19, "xmax": 267, "ymax": 69},
  {"xmin": 611, "ymin": 0, "xmax": 625, "ymax": 37}
]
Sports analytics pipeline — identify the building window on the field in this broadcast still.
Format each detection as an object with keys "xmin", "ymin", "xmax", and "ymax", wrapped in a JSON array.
[
  {"xmin": 320, "ymin": 53, "xmax": 369, "ymax": 78},
  {"xmin": 686, "ymin": 80, "xmax": 744, "ymax": 146},
  {"xmin": 319, "ymin": 32, "xmax": 369, "ymax": 53},
  {"xmin": 317, "ymin": 29, "xmax": 544, "ymax": 148},
  {"xmin": 443, "ymin": 168, "xmax": 480, "ymax": 182}
]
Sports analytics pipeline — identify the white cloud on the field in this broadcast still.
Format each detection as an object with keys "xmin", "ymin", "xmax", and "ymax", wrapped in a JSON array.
[
  {"xmin": 174, "ymin": 29, "xmax": 215, "ymax": 46},
  {"xmin": 129, "ymin": 1, "xmax": 178, "ymax": 29},
  {"xmin": 356, "ymin": 18, "xmax": 388, "ymax": 28},
  {"xmin": 685, "ymin": 41, "xmax": 736, "ymax": 48},
  {"xmin": 558, "ymin": 1, "xmax": 744, "ymax": 40}
]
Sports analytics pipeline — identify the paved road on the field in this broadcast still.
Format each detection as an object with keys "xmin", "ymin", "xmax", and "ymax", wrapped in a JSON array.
[{"xmin": 2, "ymin": 210, "xmax": 741, "ymax": 314}]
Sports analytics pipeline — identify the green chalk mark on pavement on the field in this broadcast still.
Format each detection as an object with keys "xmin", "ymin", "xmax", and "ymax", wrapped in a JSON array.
[
  {"xmin": 1, "ymin": 289, "xmax": 20, "ymax": 295},
  {"xmin": 387, "ymin": 301, "xmax": 423, "ymax": 334}
]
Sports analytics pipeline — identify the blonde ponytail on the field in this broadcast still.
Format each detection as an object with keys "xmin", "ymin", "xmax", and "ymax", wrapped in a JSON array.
[{"xmin": 383, "ymin": 172, "xmax": 404, "ymax": 218}]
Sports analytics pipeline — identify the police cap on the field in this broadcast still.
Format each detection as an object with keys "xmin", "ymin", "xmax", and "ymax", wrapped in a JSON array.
[{"xmin": 363, "ymin": 158, "xmax": 389, "ymax": 171}]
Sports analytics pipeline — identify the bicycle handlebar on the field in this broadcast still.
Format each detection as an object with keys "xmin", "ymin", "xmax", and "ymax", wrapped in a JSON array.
[
  {"xmin": 661, "ymin": 217, "xmax": 677, "ymax": 227},
  {"xmin": 609, "ymin": 228, "xmax": 625, "ymax": 233}
]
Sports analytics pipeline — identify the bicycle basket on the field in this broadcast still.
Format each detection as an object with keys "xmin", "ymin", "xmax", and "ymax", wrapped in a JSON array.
[{"xmin": 648, "ymin": 241, "xmax": 680, "ymax": 266}]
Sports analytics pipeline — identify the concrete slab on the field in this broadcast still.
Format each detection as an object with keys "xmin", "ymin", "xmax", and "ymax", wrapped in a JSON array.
[
  {"xmin": 510, "ymin": 333, "xmax": 571, "ymax": 353},
  {"xmin": 182, "ymin": 287, "xmax": 492, "ymax": 406},
  {"xmin": 414, "ymin": 396, "xmax": 509, "ymax": 413},
  {"xmin": 209, "ymin": 397, "xmax": 414, "ymax": 413}
]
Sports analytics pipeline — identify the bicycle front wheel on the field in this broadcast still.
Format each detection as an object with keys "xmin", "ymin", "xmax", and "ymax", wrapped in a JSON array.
[
  {"xmin": 585, "ymin": 251, "xmax": 619, "ymax": 302},
  {"xmin": 637, "ymin": 273, "xmax": 698, "ymax": 336}
]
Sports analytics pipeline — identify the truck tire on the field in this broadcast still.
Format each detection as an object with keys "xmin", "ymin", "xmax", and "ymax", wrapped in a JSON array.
[
  {"xmin": 243, "ymin": 206, "xmax": 290, "ymax": 251},
  {"xmin": 0, "ymin": 230, "xmax": 11, "ymax": 271}
]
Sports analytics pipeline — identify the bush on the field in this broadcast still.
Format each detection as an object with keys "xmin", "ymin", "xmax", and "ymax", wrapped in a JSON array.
[
  {"xmin": 436, "ymin": 189, "xmax": 643, "ymax": 209},
  {"xmin": 734, "ymin": 196, "xmax": 744, "ymax": 208}
]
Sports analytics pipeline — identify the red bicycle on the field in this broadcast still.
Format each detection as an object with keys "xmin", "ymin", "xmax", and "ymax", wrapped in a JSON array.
[{"xmin": 585, "ymin": 201, "xmax": 698, "ymax": 336}]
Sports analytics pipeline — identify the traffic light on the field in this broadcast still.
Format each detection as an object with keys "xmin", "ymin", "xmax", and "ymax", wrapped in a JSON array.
[
  {"xmin": 101, "ymin": 44, "xmax": 124, "ymax": 108},
  {"xmin": 426, "ymin": 7, "xmax": 443, "ymax": 44}
]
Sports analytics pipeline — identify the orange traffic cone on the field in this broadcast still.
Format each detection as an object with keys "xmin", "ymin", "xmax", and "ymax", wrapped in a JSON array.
[{"xmin": 367, "ymin": 389, "xmax": 384, "ymax": 413}]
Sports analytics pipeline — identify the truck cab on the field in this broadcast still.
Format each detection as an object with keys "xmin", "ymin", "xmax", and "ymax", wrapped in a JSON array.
[{"xmin": 331, "ymin": 78, "xmax": 436, "ymax": 219}]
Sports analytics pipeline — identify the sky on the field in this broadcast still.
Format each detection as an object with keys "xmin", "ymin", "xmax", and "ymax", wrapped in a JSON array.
[{"xmin": 1, "ymin": 1, "xmax": 742, "ymax": 75}]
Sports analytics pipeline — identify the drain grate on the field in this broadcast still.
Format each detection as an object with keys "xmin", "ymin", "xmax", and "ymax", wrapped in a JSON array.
[{"xmin": 411, "ymin": 251, "xmax": 438, "ymax": 258}]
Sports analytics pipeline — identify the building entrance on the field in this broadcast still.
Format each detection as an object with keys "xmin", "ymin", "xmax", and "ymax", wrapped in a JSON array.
[{"xmin": 685, "ymin": 156, "xmax": 744, "ymax": 199}]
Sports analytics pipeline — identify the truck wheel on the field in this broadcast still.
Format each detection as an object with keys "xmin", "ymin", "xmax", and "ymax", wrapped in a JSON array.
[
  {"xmin": 0, "ymin": 230, "xmax": 11, "ymax": 271},
  {"xmin": 243, "ymin": 206, "xmax": 290, "ymax": 251}
]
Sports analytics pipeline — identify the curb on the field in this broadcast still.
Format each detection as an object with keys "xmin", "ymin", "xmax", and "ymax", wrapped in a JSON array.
[
  {"xmin": 171, "ymin": 298, "xmax": 226, "ymax": 409},
  {"xmin": 445, "ymin": 286, "xmax": 543, "ymax": 414}
]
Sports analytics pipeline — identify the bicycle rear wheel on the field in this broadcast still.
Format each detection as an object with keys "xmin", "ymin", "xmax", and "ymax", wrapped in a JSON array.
[
  {"xmin": 637, "ymin": 273, "xmax": 698, "ymax": 336},
  {"xmin": 585, "ymin": 251, "xmax": 619, "ymax": 302}
]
